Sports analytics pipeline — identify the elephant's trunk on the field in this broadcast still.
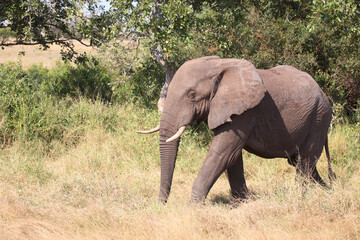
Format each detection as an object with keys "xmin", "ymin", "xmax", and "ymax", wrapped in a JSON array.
[{"xmin": 158, "ymin": 121, "xmax": 180, "ymax": 203}]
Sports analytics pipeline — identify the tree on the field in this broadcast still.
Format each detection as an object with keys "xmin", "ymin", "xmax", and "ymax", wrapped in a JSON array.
[
  {"xmin": 107, "ymin": 0, "xmax": 200, "ymax": 110},
  {"xmin": 0, "ymin": 0, "xmax": 110, "ymax": 59}
]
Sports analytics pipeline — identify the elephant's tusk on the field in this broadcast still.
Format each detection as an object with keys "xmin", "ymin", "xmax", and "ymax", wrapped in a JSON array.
[
  {"xmin": 136, "ymin": 125, "xmax": 160, "ymax": 134},
  {"xmin": 166, "ymin": 126, "xmax": 186, "ymax": 143}
]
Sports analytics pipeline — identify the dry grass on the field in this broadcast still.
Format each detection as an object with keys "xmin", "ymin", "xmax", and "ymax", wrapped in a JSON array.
[
  {"xmin": 0, "ymin": 41, "xmax": 96, "ymax": 68},
  {"xmin": 0, "ymin": 104, "xmax": 359, "ymax": 240}
]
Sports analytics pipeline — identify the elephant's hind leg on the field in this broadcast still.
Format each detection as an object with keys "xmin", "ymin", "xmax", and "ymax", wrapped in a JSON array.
[
  {"xmin": 311, "ymin": 166, "xmax": 327, "ymax": 187},
  {"xmin": 296, "ymin": 140, "xmax": 328, "ymax": 187},
  {"xmin": 287, "ymin": 153, "xmax": 299, "ymax": 167},
  {"xmin": 295, "ymin": 112, "xmax": 331, "ymax": 187},
  {"xmin": 226, "ymin": 152, "xmax": 248, "ymax": 199},
  {"xmin": 296, "ymin": 159, "xmax": 327, "ymax": 188},
  {"xmin": 289, "ymin": 153, "xmax": 326, "ymax": 186}
]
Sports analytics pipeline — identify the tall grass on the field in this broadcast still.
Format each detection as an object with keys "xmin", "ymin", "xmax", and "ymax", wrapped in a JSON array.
[{"xmin": 0, "ymin": 98, "xmax": 359, "ymax": 240}]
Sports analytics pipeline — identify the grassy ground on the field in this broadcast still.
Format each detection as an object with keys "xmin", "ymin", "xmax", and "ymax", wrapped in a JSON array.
[
  {"xmin": 0, "ymin": 101, "xmax": 359, "ymax": 240},
  {"xmin": 0, "ymin": 41, "xmax": 96, "ymax": 68}
]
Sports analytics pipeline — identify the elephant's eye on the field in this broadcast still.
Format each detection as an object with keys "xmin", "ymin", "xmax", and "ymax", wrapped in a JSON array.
[{"xmin": 187, "ymin": 91, "xmax": 196, "ymax": 100}]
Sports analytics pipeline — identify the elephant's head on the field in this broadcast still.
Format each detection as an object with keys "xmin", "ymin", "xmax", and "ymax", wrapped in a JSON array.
[{"xmin": 140, "ymin": 56, "xmax": 266, "ymax": 203}]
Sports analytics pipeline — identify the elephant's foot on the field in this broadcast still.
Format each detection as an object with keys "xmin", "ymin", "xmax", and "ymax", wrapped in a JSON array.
[
  {"xmin": 231, "ymin": 187, "xmax": 248, "ymax": 200},
  {"xmin": 296, "ymin": 160, "xmax": 329, "ymax": 189},
  {"xmin": 158, "ymin": 197, "xmax": 168, "ymax": 205},
  {"xmin": 287, "ymin": 153, "xmax": 299, "ymax": 167},
  {"xmin": 310, "ymin": 167, "xmax": 328, "ymax": 188},
  {"xmin": 190, "ymin": 190, "xmax": 207, "ymax": 203}
]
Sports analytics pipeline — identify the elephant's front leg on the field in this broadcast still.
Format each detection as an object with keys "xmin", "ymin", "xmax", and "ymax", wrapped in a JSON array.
[
  {"xmin": 191, "ymin": 116, "xmax": 254, "ymax": 202},
  {"xmin": 226, "ymin": 152, "xmax": 248, "ymax": 199}
]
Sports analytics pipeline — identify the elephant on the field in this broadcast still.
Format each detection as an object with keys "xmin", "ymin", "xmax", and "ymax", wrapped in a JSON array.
[{"xmin": 138, "ymin": 56, "xmax": 336, "ymax": 203}]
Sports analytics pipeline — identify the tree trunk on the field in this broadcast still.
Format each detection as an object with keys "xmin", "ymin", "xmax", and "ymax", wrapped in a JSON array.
[
  {"xmin": 157, "ymin": 64, "xmax": 175, "ymax": 112},
  {"xmin": 152, "ymin": 44, "xmax": 175, "ymax": 112}
]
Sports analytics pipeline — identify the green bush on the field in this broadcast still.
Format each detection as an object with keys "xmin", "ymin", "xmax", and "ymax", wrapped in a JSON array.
[
  {"xmin": 0, "ymin": 62, "xmax": 50, "ymax": 142},
  {"xmin": 125, "ymin": 58, "xmax": 165, "ymax": 108},
  {"xmin": 44, "ymin": 56, "xmax": 113, "ymax": 101},
  {"xmin": 0, "ymin": 27, "xmax": 16, "ymax": 39},
  {"xmin": 0, "ymin": 57, "xmax": 116, "ymax": 144},
  {"xmin": 98, "ymin": 45, "xmax": 165, "ymax": 109}
]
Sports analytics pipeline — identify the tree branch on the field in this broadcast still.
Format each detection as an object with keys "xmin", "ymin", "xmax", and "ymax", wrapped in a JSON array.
[
  {"xmin": 0, "ymin": 39, "xmax": 68, "ymax": 47},
  {"xmin": 0, "ymin": 37, "xmax": 93, "ymax": 49}
]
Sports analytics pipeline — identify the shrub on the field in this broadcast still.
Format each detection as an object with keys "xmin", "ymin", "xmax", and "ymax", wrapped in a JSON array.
[
  {"xmin": 98, "ymin": 43, "xmax": 165, "ymax": 109},
  {"xmin": 0, "ymin": 27, "xmax": 16, "ymax": 39},
  {"xmin": 124, "ymin": 57, "xmax": 165, "ymax": 108},
  {"xmin": 0, "ymin": 57, "xmax": 116, "ymax": 145},
  {"xmin": 44, "ymin": 56, "xmax": 113, "ymax": 101}
]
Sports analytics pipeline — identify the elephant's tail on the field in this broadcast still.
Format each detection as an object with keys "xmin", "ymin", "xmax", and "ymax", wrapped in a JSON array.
[{"xmin": 325, "ymin": 135, "xmax": 336, "ymax": 185}]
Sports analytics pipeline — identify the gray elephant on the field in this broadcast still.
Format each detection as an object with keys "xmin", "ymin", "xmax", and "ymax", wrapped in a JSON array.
[{"xmin": 139, "ymin": 56, "xmax": 336, "ymax": 203}]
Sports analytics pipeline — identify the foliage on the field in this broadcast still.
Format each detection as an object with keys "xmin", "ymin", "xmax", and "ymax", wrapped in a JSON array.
[
  {"xmin": 97, "ymin": 40, "xmax": 165, "ymax": 108},
  {"xmin": 108, "ymin": 0, "xmax": 194, "ymax": 64},
  {"xmin": 44, "ymin": 56, "xmax": 113, "ymax": 100},
  {"xmin": 0, "ymin": 27, "xmax": 16, "ymax": 40},
  {"xmin": 0, "ymin": 0, "xmax": 110, "ymax": 59},
  {"xmin": 0, "ymin": 59, "xmax": 114, "ymax": 144},
  {"xmin": 124, "ymin": 57, "xmax": 165, "ymax": 107},
  {"xmin": 0, "ymin": 1, "xmax": 359, "ymax": 145}
]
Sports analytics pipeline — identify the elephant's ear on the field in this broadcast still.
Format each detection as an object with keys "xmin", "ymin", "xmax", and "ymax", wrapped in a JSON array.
[{"xmin": 208, "ymin": 60, "xmax": 266, "ymax": 130}]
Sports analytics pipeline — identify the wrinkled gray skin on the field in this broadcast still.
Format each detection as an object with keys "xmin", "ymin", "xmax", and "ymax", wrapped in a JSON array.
[{"xmin": 157, "ymin": 56, "xmax": 335, "ymax": 203}]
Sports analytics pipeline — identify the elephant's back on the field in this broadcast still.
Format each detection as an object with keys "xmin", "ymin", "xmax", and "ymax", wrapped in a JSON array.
[
  {"xmin": 249, "ymin": 66, "xmax": 332, "ymax": 157},
  {"xmin": 257, "ymin": 66, "xmax": 331, "ymax": 115}
]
